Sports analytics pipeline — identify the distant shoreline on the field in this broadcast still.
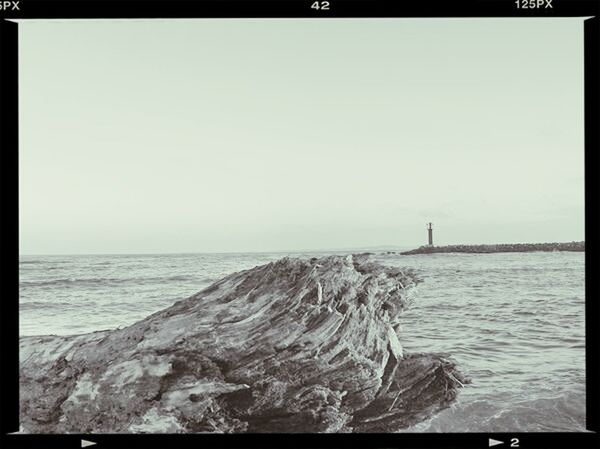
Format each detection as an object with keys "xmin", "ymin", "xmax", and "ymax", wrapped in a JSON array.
[{"xmin": 400, "ymin": 241, "xmax": 585, "ymax": 255}]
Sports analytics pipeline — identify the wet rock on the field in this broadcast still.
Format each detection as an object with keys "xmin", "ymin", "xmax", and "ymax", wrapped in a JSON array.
[{"xmin": 20, "ymin": 254, "xmax": 468, "ymax": 433}]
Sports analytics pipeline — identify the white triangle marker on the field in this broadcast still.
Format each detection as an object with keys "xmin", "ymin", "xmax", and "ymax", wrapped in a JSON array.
[
  {"xmin": 81, "ymin": 440, "xmax": 97, "ymax": 448},
  {"xmin": 489, "ymin": 438, "xmax": 504, "ymax": 447}
]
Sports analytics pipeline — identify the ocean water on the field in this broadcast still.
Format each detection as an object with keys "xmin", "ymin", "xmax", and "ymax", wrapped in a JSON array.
[{"xmin": 19, "ymin": 251, "xmax": 586, "ymax": 432}]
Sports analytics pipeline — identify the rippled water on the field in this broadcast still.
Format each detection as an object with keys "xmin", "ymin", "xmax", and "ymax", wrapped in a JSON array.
[
  {"xmin": 378, "ymin": 252, "xmax": 586, "ymax": 432},
  {"xmin": 19, "ymin": 251, "xmax": 585, "ymax": 432}
]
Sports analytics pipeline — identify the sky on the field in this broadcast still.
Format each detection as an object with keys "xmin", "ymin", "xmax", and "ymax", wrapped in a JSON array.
[{"xmin": 18, "ymin": 19, "xmax": 585, "ymax": 254}]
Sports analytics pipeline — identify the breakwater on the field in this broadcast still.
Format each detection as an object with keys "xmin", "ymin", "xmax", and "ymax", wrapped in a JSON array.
[{"xmin": 400, "ymin": 241, "xmax": 584, "ymax": 255}]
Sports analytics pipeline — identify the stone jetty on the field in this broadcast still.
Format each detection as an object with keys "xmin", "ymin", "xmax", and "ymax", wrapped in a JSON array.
[{"xmin": 401, "ymin": 241, "xmax": 584, "ymax": 255}]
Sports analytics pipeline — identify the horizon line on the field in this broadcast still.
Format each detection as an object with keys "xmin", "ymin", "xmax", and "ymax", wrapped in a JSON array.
[{"xmin": 18, "ymin": 240, "xmax": 585, "ymax": 257}]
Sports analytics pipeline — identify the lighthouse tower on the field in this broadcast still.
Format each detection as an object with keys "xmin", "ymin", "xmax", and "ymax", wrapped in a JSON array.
[{"xmin": 427, "ymin": 223, "xmax": 433, "ymax": 246}]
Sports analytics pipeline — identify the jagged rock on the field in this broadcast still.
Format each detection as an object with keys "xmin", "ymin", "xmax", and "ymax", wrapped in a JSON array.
[{"xmin": 19, "ymin": 255, "xmax": 468, "ymax": 433}]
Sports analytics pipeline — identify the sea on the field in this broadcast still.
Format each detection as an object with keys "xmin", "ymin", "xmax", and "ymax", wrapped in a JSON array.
[{"xmin": 19, "ymin": 250, "xmax": 586, "ymax": 432}]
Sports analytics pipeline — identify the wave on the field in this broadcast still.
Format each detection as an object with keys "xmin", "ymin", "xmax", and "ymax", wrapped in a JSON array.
[
  {"xmin": 20, "ymin": 259, "xmax": 71, "ymax": 265},
  {"xmin": 20, "ymin": 275, "xmax": 212, "ymax": 288},
  {"xmin": 20, "ymin": 301, "xmax": 80, "ymax": 310},
  {"xmin": 405, "ymin": 389, "xmax": 585, "ymax": 432}
]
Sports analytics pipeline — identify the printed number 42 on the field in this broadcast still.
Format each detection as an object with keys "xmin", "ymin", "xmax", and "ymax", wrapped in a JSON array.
[{"xmin": 311, "ymin": 1, "xmax": 330, "ymax": 10}]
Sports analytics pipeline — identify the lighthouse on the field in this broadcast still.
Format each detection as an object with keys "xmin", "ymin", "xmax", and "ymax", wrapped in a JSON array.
[{"xmin": 427, "ymin": 223, "xmax": 433, "ymax": 246}]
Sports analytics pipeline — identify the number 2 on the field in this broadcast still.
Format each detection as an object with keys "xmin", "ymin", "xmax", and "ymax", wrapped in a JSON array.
[{"xmin": 511, "ymin": 438, "xmax": 520, "ymax": 447}]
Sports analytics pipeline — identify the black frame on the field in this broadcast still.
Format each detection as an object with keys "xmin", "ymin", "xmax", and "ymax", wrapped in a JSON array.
[{"xmin": 1, "ymin": 1, "xmax": 598, "ymax": 448}]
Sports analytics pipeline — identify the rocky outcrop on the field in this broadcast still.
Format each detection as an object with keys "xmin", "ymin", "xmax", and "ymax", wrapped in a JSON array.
[
  {"xmin": 401, "ymin": 241, "xmax": 585, "ymax": 255},
  {"xmin": 19, "ymin": 255, "xmax": 468, "ymax": 433}
]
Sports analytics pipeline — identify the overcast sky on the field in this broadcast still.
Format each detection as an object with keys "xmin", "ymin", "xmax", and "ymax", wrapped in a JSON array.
[{"xmin": 18, "ymin": 19, "xmax": 585, "ymax": 254}]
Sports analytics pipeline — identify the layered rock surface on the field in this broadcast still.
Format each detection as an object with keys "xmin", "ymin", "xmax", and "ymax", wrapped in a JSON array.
[{"xmin": 20, "ymin": 255, "xmax": 468, "ymax": 433}]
